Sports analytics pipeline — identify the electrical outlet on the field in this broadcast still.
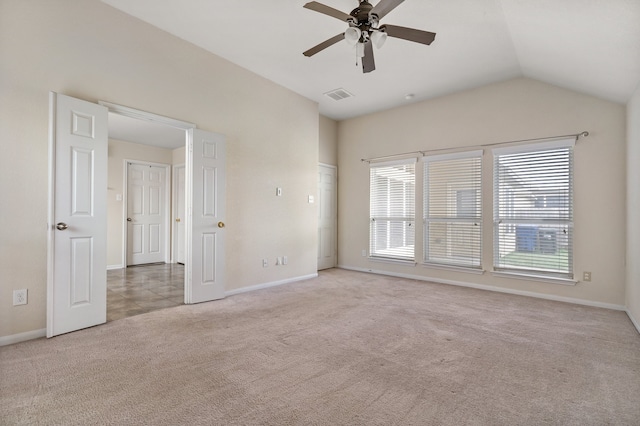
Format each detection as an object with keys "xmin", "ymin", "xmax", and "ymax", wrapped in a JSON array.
[
  {"xmin": 583, "ymin": 271, "xmax": 592, "ymax": 282},
  {"xmin": 362, "ymin": 249, "xmax": 367, "ymax": 257},
  {"xmin": 13, "ymin": 289, "xmax": 27, "ymax": 306},
  {"xmin": 263, "ymin": 259, "xmax": 268, "ymax": 268},
  {"xmin": 282, "ymin": 256, "xmax": 288, "ymax": 265}
]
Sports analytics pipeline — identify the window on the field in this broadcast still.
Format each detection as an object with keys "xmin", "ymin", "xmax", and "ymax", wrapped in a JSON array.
[
  {"xmin": 493, "ymin": 139, "xmax": 574, "ymax": 279},
  {"xmin": 369, "ymin": 159, "xmax": 416, "ymax": 261},
  {"xmin": 424, "ymin": 151, "xmax": 482, "ymax": 268}
]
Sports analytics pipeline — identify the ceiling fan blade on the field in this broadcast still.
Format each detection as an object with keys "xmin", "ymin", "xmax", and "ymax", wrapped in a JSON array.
[
  {"xmin": 303, "ymin": 1, "xmax": 352, "ymax": 22},
  {"xmin": 303, "ymin": 33, "xmax": 345, "ymax": 57},
  {"xmin": 362, "ymin": 42, "xmax": 375, "ymax": 73},
  {"xmin": 380, "ymin": 24, "xmax": 436, "ymax": 45},
  {"xmin": 369, "ymin": 0, "xmax": 405, "ymax": 20}
]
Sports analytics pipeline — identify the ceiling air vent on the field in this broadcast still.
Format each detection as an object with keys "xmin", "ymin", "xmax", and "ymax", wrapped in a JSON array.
[{"xmin": 324, "ymin": 88, "xmax": 353, "ymax": 101}]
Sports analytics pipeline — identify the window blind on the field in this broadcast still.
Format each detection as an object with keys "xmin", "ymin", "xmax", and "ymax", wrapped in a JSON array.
[
  {"xmin": 369, "ymin": 159, "xmax": 416, "ymax": 261},
  {"xmin": 424, "ymin": 151, "xmax": 482, "ymax": 268},
  {"xmin": 493, "ymin": 139, "xmax": 574, "ymax": 278}
]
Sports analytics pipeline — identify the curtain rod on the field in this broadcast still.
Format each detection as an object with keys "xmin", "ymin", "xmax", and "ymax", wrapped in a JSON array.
[{"xmin": 360, "ymin": 130, "xmax": 589, "ymax": 163}]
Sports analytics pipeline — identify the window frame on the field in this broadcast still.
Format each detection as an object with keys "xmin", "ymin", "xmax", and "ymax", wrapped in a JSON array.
[
  {"xmin": 368, "ymin": 158, "xmax": 417, "ymax": 263},
  {"xmin": 423, "ymin": 150, "xmax": 483, "ymax": 270},
  {"xmin": 492, "ymin": 139, "xmax": 575, "ymax": 280}
]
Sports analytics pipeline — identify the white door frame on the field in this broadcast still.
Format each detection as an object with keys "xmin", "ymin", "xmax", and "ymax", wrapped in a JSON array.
[{"xmin": 122, "ymin": 159, "xmax": 172, "ymax": 267}]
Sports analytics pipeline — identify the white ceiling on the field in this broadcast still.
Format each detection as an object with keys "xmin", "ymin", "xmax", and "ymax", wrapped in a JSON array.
[
  {"xmin": 101, "ymin": 0, "xmax": 640, "ymax": 121},
  {"xmin": 109, "ymin": 112, "xmax": 185, "ymax": 149}
]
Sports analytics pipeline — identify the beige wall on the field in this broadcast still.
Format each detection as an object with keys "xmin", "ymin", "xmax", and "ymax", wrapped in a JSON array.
[
  {"xmin": 173, "ymin": 146, "xmax": 186, "ymax": 166},
  {"xmin": 627, "ymin": 84, "xmax": 640, "ymax": 328},
  {"xmin": 319, "ymin": 115, "xmax": 338, "ymax": 166},
  {"xmin": 0, "ymin": 0, "xmax": 318, "ymax": 338},
  {"xmin": 338, "ymin": 78, "xmax": 627, "ymax": 307},
  {"xmin": 107, "ymin": 139, "xmax": 175, "ymax": 268}
]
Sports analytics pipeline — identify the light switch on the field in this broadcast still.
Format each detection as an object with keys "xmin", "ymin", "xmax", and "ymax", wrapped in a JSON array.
[
  {"xmin": 308, "ymin": 195, "xmax": 314, "ymax": 203},
  {"xmin": 116, "ymin": 194, "xmax": 123, "ymax": 201},
  {"xmin": 276, "ymin": 187, "xmax": 282, "ymax": 196}
]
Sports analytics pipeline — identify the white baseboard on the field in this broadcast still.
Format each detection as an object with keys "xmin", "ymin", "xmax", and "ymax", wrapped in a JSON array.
[
  {"xmin": 0, "ymin": 328, "xmax": 46, "ymax": 347},
  {"xmin": 626, "ymin": 310, "xmax": 640, "ymax": 335},
  {"xmin": 338, "ymin": 265, "xmax": 626, "ymax": 311},
  {"xmin": 225, "ymin": 273, "xmax": 318, "ymax": 297},
  {"xmin": 107, "ymin": 264, "xmax": 123, "ymax": 270}
]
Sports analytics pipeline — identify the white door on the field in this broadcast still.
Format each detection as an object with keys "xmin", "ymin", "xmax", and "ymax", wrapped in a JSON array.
[
  {"xmin": 173, "ymin": 165, "xmax": 186, "ymax": 264},
  {"xmin": 47, "ymin": 93, "xmax": 108, "ymax": 337},
  {"xmin": 126, "ymin": 162, "xmax": 167, "ymax": 265},
  {"xmin": 318, "ymin": 164, "xmax": 337, "ymax": 270},
  {"xmin": 186, "ymin": 129, "xmax": 226, "ymax": 304}
]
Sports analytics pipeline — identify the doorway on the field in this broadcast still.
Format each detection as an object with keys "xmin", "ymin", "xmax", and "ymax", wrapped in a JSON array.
[
  {"xmin": 48, "ymin": 93, "xmax": 228, "ymax": 337},
  {"xmin": 106, "ymin": 107, "xmax": 187, "ymax": 322}
]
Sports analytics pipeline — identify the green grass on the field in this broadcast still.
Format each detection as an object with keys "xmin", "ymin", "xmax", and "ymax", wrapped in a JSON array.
[{"xmin": 500, "ymin": 249, "xmax": 569, "ymax": 272}]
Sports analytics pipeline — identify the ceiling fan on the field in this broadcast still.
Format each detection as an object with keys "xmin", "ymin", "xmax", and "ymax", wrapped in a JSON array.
[{"xmin": 302, "ymin": 0, "xmax": 436, "ymax": 73}]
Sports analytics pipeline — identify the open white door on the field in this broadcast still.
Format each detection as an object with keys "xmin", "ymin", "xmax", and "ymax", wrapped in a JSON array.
[
  {"xmin": 185, "ymin": 129, "xmax": 226, "ymax": 304},
  {"xmin": 318, "ymin": 164, "xmax": 337, "ymax": 270},
  {"xmin": 47, "ymin": 93, "xmax": 108, "ymax": 337}
]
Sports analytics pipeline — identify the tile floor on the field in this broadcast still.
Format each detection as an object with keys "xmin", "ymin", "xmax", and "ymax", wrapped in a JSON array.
[{"xmin": 107, "ymin": 263, "xmax": 184, "ymax": 322}]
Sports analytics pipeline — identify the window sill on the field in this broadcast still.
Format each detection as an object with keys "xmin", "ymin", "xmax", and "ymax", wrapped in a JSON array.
[
  {"xmin": 368, "ymin": 257, "xmax": 417, "ymax": 267},
  {"xmin": 422, "ymin": 263, "xmax": 485, "ymax": 275},
  {"xmin": 491, "ymin": 270, "xmax": 577, "ymax": 286}
]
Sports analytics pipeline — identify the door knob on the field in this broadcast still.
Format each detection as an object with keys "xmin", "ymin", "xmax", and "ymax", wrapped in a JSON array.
[
  {"xmin": 218, "ymin": 221, "xmax": 225, "ymax": 228},
  {"xmin": 175, "ymin": 218, "xmax": 181, "ymax": 223},
  {"xmin": 56, "ymin": 222, "xmax": 68, "ymax": 231},
  {"xmin": 127, "ymin": 218, "xmax": 132, "ymax": 222}
]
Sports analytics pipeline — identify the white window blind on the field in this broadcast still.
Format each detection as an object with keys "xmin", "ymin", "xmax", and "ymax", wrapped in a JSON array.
[
  {"xmin": 424, "ymin": 151, "xmax": 482, "ymax": 268},
  {"xmin": 493, "ymin": 139, "xmax": 574, "ymax": 278},
  {"xmin": 369, "ymin": 159, "xmax": 416, "ymax": 261}
]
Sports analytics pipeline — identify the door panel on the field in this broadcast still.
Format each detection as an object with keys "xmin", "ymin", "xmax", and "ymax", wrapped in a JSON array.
[
  {"xmin": 127, "ymin": 163, "xmax": 167, "ymax": 265},
  {"xmin": 48, "ymin": 93, "xmax": 108, "ymax": 337},
  {"xmin": 318, "ymin": 165, "xmax": 337, "ymax": 270},
  {"xmin": 186, "ymin": 129, "xmax": 226, "ymax": 304}
]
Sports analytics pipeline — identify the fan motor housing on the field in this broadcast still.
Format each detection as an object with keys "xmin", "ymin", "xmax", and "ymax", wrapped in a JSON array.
[
  {"xmin": 350, "ymin": 1, "xmax": 375, "ymax": 26},
  {"xmin": 349, "ymin": 0, "xmax": 377, "ymax": 41}
]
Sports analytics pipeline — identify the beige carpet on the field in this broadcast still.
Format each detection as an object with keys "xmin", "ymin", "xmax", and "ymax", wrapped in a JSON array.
[{"xmin": 1, "ymin": 268, "xmax": 639, "ymax": 425}]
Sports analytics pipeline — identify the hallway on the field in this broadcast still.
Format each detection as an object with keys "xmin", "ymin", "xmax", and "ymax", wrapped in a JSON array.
[{"xmin": 107, "ymin": 263, "xmax": 184, "ymax": 321}]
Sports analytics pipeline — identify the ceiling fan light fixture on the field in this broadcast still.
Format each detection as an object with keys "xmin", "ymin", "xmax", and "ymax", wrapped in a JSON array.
[
  {"xmin": 302, "ymin": 0, "xmax": 437, "ymax": 73},
  {"xmin": 370, "ymin": 30, "xmax": 387, "ymax": 49},
  {"xmin": 344, "ymin": 27, "xmax": 362, "ymax": 45}
]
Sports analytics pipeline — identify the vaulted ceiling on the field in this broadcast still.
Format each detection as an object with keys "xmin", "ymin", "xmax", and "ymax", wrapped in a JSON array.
[{"xmin": 101, "ymin": 0, "xmax": 640, "ymax": 121}]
